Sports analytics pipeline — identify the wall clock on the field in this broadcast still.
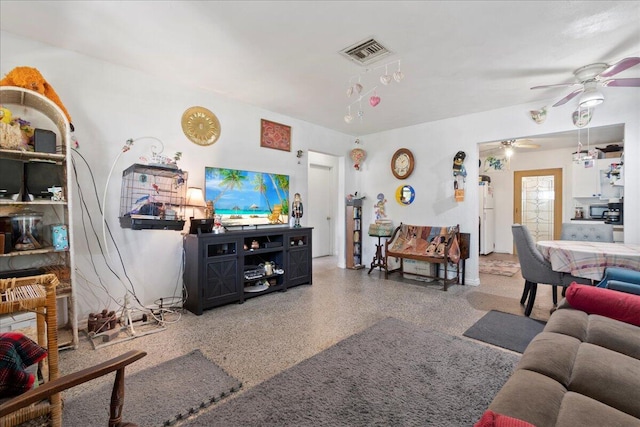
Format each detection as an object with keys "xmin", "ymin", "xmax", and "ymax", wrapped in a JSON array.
[
  {"xmin": 181, "ymin": 106, "xmax": 221, "ymax": 146},
  {"xmin": 391, "ymin": 148, "xmax": 415, "ymax": 179}
]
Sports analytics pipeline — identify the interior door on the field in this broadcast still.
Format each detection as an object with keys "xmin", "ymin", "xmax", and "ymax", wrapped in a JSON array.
[
  {"xmin": 308, "ymin": 162, "xmax": 335, "ymax": 257},
  {"xmin": 513, "ymin": 168, "xmax": 563, "ymax": 245}
]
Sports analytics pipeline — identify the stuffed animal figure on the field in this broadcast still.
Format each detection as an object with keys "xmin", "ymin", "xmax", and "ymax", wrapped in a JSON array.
[{"xmin": 0, "ymin": 66, "xmax": 73, "ymax": 127}]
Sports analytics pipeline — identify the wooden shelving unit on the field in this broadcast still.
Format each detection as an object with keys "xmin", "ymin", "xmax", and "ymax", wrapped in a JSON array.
[{"xmin": 0, "ymin": 86, "xmax": 78, "ymax": 350}]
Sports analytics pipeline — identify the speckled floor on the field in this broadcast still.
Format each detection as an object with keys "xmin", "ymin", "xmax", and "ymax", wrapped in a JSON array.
[{"xmin": 58, "ymin": 253, "xmax": 555, "ymax": 423}]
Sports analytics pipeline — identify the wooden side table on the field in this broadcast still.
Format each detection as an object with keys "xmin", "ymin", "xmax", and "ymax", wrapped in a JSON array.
[{"xmin": 368, "ymin": 232, "xmax": 392, "ymax": 274}]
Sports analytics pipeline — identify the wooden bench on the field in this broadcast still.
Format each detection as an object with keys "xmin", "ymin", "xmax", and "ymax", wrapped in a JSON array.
[{"xmin": 384, "ymin": 224, "xmax": 469, "ymax": 290}]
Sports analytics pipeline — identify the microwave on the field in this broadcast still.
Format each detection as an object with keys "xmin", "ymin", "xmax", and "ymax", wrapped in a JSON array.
[{"xmin": 589, "ymin": 204, "xmax": 608, "ymax": 219}]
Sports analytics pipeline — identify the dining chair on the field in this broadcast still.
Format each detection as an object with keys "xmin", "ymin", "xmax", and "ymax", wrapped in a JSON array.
[
  {"xmin": 560, "ymin": 222, "xmax": 614, "ymax": 243},
  {"xmin": 511, "ymin": 224, "xmax": 590, "ymax": 317}
]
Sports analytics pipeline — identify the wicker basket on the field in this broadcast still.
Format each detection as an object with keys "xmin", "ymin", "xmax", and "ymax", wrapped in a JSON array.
[{"xmin": 43, "ymin": 265, "xmax": 71, "ymax": 281}]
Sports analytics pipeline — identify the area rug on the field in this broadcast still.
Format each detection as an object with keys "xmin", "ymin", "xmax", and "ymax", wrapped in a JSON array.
[
  {"xmin": 463, "ymin": 310, "xmax": 546, "ymax": 353},
  {"xmin": 479, "ymin": 259, "xmax": 521, "ymax": 277},
  {"xmin": 183, "ymin": 317, "xmax": 520, "ymax": 426},
  {"xmin": 62, "ymin": 349, "xmax": 242, "ymax": 427}
]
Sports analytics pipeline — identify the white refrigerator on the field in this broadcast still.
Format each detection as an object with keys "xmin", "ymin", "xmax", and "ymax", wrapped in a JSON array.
[{"xmin": 479, "ymin": 183, "xmax": 495, "ymax": 255}]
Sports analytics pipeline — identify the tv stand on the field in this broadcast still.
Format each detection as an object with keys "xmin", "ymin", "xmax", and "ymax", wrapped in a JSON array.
[{"xmin": 183, "ymin": 226, "xmax": 312, "ymax": 314}]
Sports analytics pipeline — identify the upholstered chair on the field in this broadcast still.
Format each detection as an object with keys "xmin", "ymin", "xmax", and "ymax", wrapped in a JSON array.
[
  {"xmin": 560, "ymin": 222, "xmax": 614, "ymax": 243},
  {"xmin": 511, "ymin": 224, "xmax": 590, "ymax": 317}
]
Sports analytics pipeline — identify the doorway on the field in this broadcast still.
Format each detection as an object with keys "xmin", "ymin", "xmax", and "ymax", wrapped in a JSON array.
[
  {"xmin": 513, "ymin": 168, "xmax": 563, "ymax": 243},
  {"xmin": 308, "ymin": 152, "xmax": 339, "ymax": 258}
]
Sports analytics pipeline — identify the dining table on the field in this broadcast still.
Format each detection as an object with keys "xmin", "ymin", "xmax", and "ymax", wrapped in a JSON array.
[{"xmin": 536, "ymin": 240, "xmax": 640, "ymax": 281}]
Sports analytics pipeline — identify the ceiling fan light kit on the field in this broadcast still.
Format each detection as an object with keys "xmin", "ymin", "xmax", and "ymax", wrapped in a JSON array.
[
  {"xmin": 530, "ymin": 56, "xmax": 639, "ymax": 112},
  {"xmin": 578, "ymin": 82, "xmax": 605, "ymax": 108}
]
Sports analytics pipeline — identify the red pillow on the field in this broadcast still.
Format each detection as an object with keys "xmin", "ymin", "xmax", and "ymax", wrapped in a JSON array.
[
  {"xmin": 474, "ymin": 410, "xmax": 535, "ymax": 427},
  {"xmin": 565, "ymin": 283, "xmax": 640, "ymax": 327}
]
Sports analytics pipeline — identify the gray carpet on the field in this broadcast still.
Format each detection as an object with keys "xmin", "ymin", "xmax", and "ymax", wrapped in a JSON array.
[
  {"xmin": 183, "ymin": 317, "xmax": 520, "ymax": 426},
  {"xmin": 463, "ymin": 310, "xmax": 546, "ymax": 353},
  {"xmin": 62, "ymin": 349, "xmax": 242, "ymax": 427}
]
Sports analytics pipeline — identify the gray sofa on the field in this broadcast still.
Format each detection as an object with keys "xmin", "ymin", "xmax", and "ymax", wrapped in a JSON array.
[{"xmin": 486, "ymin": 298, "xmax": 640, "ymax": 427}]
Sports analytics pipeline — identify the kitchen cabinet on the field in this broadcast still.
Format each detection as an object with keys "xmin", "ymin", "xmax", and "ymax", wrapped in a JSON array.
[
  {"xmin": 571, "ymin": 157, "xmax": 622, "ymax": 200},
  {"xmin": 571, "ymin": 159, "xmax": 599, "ymax": 198},
  {"xmin": 613, "ymin": 225, "xmax": 624, "ymax": 243},
  {"xmin": 0, "ymin": 86, "xmax": 77, "ymax": 349}
]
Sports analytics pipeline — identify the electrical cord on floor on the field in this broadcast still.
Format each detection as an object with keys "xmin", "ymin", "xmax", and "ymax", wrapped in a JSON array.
[{"xmin": 71, "ymin": 147, "xmax": 185, "ymax": 324}]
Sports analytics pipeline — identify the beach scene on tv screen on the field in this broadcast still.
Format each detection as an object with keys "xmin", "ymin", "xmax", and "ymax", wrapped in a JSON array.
[{"xmin": 205, "ymin": 167, "xmax": 290, "ymax": 226}]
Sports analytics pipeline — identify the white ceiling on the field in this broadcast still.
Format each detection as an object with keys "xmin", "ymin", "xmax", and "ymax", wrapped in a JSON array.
[{"xmin": 1, "ymin": 1, "xmax": 639, "ymax": 143}]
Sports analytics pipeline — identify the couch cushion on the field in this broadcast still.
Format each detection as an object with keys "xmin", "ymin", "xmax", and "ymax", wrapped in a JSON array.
[
  {"xmin": 565, "ymin": 283, "xmax": 640, "ymax": 326},
  {"xmin": 516, "ymin": 332, "xmax": 580, "ymax": 386},
  {"xmin": 569, "ymin": 343, "xmax": 640, "ymax": 419},
  {"xmin": 555, "ymin": 392, "xmax": 640, "ymax": 427},
  {"xmin": 545, "ymin": 307, "xmax": 640, "ymax": 360},
  {"xmin": 489, "ymin": 370, "xmax": 565, "ymax": 427},
  {"xmin": 585, "ymin": 314, "xmax": 640, "ymax": 360},
  {"xmin": 543, "ymin": 307, "xmax": 589, "ymax": 341}
]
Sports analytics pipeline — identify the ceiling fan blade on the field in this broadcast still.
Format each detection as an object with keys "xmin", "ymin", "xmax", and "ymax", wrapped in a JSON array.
[
  {"xmin": 552, "ymin": 88, "xmax": 584, "ymax": 107},
  {"xmin": 531, "ymin": 83, "xmax": 580, "ymax": 90},
  {"xmin": 600, "ymin": 57, "xmax": 640, "ymax": 78},
  {"xmin": 515, "ymin": 143, "xmax": 541, "ymax": 149},
  {"xmin": 601, "ymin": 77, "xmax": 640, "ymax": 87}
]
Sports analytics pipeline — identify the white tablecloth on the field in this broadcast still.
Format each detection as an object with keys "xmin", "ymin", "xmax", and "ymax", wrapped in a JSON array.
[{"xmin": 536, "ymin": 240, "xmax": 640, "ymax": 280}]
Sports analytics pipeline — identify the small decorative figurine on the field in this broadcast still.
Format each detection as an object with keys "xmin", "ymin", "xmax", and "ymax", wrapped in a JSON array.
[
  {"xmin": 375, "ymin": 193, "xmax": 387, "ymax": 221},
  {"xmin": 292, "ymin": 193, "xmax": 303, "ymax": 228}
]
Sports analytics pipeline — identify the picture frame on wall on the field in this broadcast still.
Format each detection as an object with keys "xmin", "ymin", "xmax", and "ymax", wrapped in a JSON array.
[{"xmin": 260, "ymin": 119, "xmax": 291, "ymax": 152}]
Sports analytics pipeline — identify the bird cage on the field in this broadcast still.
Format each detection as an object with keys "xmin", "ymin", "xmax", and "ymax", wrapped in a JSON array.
[{"xmin": 119, "ymin": 163, "xmax": 187, "ymax": 230}]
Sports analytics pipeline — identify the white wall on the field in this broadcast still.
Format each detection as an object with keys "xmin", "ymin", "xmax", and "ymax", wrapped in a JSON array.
[
  {"xmin": 356, "ymin": 98, "xmax": 639, "ymax": 286},
  {"xmin": 2, "ymin": 30, "xmax": 639, "ymax": 314},
  {"xmin": 480, "ymin": 146, "xmax": 576, "ymax": 253},
  {"xmin": 1, "ymin": 32, "xmax": 352, "ymax": 319}
]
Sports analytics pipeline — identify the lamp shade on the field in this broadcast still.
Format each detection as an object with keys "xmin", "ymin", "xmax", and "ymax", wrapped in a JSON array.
[{"xmin": 185, "ymin": 187, "xmax": 206, "ymax": 207}]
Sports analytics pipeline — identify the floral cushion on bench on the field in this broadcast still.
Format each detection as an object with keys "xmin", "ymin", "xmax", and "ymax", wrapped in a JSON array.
[{"xmin": 388, "ymin": 224, "xmax": 460, "ymax": 263}]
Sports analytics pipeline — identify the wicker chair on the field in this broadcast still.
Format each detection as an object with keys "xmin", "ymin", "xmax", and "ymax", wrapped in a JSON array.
[
  {"xmin": 1, "ymin": 274, "xmax": 146, "ymax": 426},
  {"xmin": 0, "ymin": 274, "xmax": 61, "ymax": 426},
  {"xmin": 0, "ymin": 349, "xmax": 147, "ymax": 427}
]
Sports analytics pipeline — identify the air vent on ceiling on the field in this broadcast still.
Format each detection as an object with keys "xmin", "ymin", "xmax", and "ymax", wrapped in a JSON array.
[{"xmin": 340, "ymin": 38, "xmax": 391, "ymax": 66}]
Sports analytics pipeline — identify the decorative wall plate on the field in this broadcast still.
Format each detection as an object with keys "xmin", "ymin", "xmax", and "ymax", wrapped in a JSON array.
[{"xmin": 181, "ymin": 106, "xmax": 221, "ymax": 146}]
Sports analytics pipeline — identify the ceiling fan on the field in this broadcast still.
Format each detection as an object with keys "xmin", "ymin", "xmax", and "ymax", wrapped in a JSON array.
[
  {"xmin": 482, "ymin": 139, "xmax": 540, "ymax": 157},
  {"xmin": 531, "ymin": 57, "xmax": 640, "ymax": 108}
]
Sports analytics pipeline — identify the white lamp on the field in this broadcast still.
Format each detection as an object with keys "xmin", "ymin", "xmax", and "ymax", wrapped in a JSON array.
[
  {"xmin": 578, "ymin": 81, "xmax": 604, "ymax": 108},
  {"xmin": 185, "ymin": 187, "xmax": 206, "ymax": 219}
]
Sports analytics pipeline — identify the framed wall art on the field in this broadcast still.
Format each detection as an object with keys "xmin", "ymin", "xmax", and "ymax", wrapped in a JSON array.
[{"xmin": 260, "ymin": 119, "xmax": 291, "ymax": 152}]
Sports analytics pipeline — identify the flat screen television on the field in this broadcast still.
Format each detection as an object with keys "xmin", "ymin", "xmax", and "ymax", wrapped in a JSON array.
[
  {"xmin": 189, "ymin": 218, "xmax": 214, "ymax": 235},
  {"xmin": 204, "ymin": 167, "xmax": 289, "ymax": 227}
]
